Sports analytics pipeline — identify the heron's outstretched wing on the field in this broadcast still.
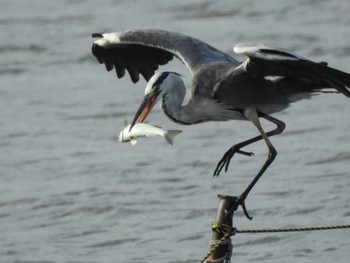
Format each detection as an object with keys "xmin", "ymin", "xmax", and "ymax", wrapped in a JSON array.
[
  {"xmin": 92, "ymin": 29, "xmax": 236, "ymax": 83},
  {"xmin": 234, "ymin": 43, "xmax": 350, "ymax": 97}
]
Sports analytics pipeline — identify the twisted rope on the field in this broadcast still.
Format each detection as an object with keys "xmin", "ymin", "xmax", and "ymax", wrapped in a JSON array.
[
  {"xmin": 237, "ymin": 224, "xmax": 350, "ymax": 233},
  {"xmin": 200, "ymin": 222, "xmax": 236, "ymax": 263},
  {"xmin": 201, "ymin": 223, "xmax": 350, "ymax": 262}
]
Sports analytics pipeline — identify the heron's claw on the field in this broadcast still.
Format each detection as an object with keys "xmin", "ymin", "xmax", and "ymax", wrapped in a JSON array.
[
  {"xmin": 213, "ymin": 146, "xmax": 254, "ymax": 177},
  {"xmin": 236, "ymin": 149, "xmax": 255, "ymax": 157},
  {"xmin": 225, "ymin": 195, "xmax": 253, "ymax": 220},
  {"xmin": 237, "ymin": 195, "xmax": 253, "ymax": 220}
]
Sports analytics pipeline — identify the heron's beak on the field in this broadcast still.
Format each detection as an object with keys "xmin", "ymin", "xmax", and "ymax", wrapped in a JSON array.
[{"xmin": 129, "ymin": 93, "xmax": 158, "ymax": 131}]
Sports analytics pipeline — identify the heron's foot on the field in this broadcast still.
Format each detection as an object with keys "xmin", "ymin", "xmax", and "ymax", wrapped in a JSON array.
[
  {"xmin": 237, "ymin": 195, "xmax": 253, "ymax": 220},
  {"xmin": 225, "ymin": 194, "xmax": 253, "ymax": 220},
  {"xmin": 213, "ymin": 146, "xmax": 254, "ymax": 177}
]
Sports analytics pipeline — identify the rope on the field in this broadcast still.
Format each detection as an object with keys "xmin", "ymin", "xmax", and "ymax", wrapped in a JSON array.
[
  {"xmin": 211, "ymin": 222, "xmax": 236, "ymax": 236},
  {"xmin": 201, "ymin": 222, "xmax": 350, "ymax": 263},
  {"xmin": 200, "ymin": 222, "xmax": 236, "ymax": 263},
  {"xmin": 237, "ymin": 224, "xmax": 350, "ymax": 234}
]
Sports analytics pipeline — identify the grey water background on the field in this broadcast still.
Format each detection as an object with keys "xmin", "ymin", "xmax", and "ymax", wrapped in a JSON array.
[{"xmin": 1, "ymin": 0, "xmax": 350, "ymax": 262}]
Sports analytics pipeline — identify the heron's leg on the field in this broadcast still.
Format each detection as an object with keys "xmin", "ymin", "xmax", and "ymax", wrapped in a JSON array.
[
  {"xmin": 214, "ymin": 114, "xmax": 285, "ymax": 176},
  {"xmin": 234, "ymin": 109, "xmax": 285, "ymax": 220}
]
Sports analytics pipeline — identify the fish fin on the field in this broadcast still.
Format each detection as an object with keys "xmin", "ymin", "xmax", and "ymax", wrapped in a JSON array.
[
  {"xmin": 123, "ymin": 119, "xmax": 128, "ymax": 128},
  {"xmin": 164, "ymin": 130, "xmax": 182, "ymax": 145},
  {"xmin": 130, "ymin": 138, "xmax": 137, "ymax": 145}
]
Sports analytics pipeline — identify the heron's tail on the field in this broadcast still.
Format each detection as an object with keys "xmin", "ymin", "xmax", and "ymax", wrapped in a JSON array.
[
  {"xmin": 164, "ymin": 130, "xmax": 182, "ymax": 145},
  {"xmin": 314, "ymin": 63, "xmax": 350, "ymax": 97},
  {"xmin": 277, "ymin": 62, "xmax": 350, "ymax": 102}
]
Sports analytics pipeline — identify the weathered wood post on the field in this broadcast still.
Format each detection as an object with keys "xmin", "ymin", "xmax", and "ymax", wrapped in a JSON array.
[{"xmin": 205, "ymin": 195, "xmax": 237, "ymax": 263}]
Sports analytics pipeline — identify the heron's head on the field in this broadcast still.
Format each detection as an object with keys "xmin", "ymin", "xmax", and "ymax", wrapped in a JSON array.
[{"xmin": 130, "ymin": 71, "xmax": 181, "ymax": 130}]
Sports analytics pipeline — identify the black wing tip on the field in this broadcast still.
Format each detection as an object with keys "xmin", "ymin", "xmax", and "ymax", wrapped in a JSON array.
[
  {"xmin": 91, "ymin": 44, "xmax": 104, "ymax": 64},
  {"xmin": 92, "ymin": 33, "xmax": 103, "ymax": 38}
]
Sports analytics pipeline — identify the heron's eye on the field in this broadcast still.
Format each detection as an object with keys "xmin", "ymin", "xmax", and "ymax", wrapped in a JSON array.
[{"xmin": 152, "ymin": 85, "xmax": 161, "ymax": 95}]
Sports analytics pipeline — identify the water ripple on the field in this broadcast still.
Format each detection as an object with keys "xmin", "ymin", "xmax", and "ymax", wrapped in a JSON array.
[{"xmin": 87, "ymin": 238, "xmax": 139, "ymax": 248}]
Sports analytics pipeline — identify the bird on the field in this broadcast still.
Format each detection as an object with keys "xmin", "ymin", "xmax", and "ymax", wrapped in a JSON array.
[{"xmin": 91, "ymin": 29, "xmax": 350, "ymax": 219}]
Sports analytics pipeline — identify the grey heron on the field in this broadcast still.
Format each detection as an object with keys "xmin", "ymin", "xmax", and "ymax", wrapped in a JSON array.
[{"xmin": 91, "ymin": 29, "xmax": 350, "ymax": 218}]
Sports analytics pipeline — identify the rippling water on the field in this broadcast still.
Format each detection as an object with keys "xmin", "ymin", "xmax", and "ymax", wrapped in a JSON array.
[{"xmin": 1, "ymin": 0, "xmax": 350, "ymax": 262}]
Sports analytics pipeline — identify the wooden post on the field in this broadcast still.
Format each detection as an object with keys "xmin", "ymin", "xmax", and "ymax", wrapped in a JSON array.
[{"xmin": 206, "ymin": 195, "xmax": 237, "ymax": 262}]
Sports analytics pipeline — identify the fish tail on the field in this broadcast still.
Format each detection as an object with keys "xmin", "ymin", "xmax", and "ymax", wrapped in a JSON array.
[
  {"xmin": 130, "ymin": 138, "xmax": 137, "ymax": 145},
  {"xmin": 164, "ymin": 130, "xmax": 182, "ymax": 145}
]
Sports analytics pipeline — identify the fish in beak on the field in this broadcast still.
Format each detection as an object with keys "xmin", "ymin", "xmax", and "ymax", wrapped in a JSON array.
[{"xmin": 129, "ymin": 92, "xmax": 159, "ymax": 131}]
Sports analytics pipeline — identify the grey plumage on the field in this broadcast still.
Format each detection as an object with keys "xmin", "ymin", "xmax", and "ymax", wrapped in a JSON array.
[
  {"xmin": 92, "ymin": 29, "xmax": 350, "ymax": 219},
  {"xmin": 92, "ymin": 29, "xmax": 350, "ymax": 112}
]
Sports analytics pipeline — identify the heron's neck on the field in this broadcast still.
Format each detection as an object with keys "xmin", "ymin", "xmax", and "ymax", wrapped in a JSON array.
[
  {"xmin": 160, "ymin": 81, "xmax": 234, "ymax": 125},
  {"xmin": 160, "ymin": 82, "xmax": 194, "ymax": 124}
]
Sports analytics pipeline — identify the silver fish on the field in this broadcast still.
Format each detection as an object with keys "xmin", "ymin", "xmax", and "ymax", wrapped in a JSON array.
[{"xmin": 118, "ymin": 120, "xmax": 182, "ymax": 145}]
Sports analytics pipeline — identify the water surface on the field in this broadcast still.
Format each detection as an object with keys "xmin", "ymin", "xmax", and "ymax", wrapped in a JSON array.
[{"xmin": 1, "ymin": 1, "xmax": 350, "ymax": 262}]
